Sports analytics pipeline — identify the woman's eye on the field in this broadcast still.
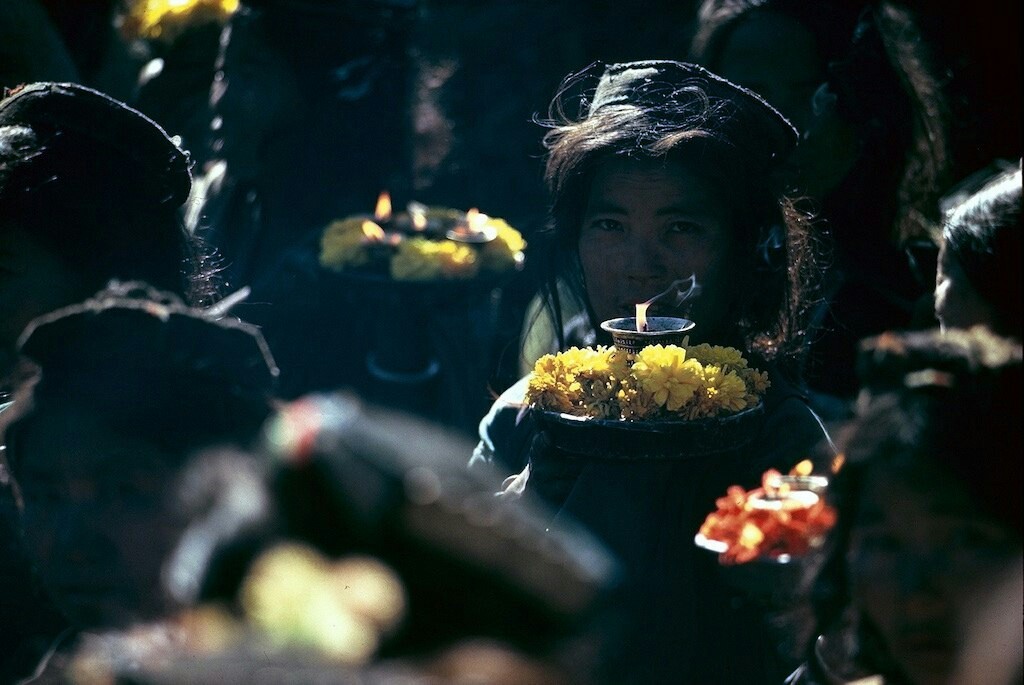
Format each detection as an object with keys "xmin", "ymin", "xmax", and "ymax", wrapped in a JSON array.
[
  {"xmin": 667, "ymin": 221, "xmax": 700, "ymax": 234},
  {"xmin": 588, "ymin": 218, "xmax": 624, "ymax": 232}
]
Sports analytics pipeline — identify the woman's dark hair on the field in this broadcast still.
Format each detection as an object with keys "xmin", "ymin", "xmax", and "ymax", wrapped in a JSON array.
[
  {"xmin": 0, "ymin": 82, "xmax": 217, "ymax": 307},
  {"xmin": 536, "ymin": 61, "xmax": 819, "ymax": 367},
  {"xmin": 943, "ymin": 166, "xmax": 1022, "ymax": 338}
]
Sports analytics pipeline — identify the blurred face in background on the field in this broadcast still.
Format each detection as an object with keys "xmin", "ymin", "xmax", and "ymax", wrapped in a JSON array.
[
  {"xmin": 577, "ymin": 156, "xmax": 738, "ymax": 343},
  {"xmin": 716, "ymin": 10, "xmax": 823, "ymax": 135},
  {"xmin": 715, "ymin": 10, "xmax": 859, "ymax": 202},
  {"xmin": 12, "ymin": 406, "xmax": 187, "ymax": 628},
  {"xmin": 848, "ymin": 460, "xmax": 1020, "ymax": 685},
  {"xmin": 934, "ymin": 238, "xmax": 996, "ymax": 332}
]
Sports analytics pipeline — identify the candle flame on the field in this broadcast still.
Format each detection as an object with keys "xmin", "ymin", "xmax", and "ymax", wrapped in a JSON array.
[
  {"xmin": 361, "ymin": 220, "xmax": 386, "ymax": 241},
  {"xmin": 374, "ymin": 191, "xmax": 392, "ymax": 222},
  {"xmin": 411, "ymin": 208, "xmax": 427, "ymax": 231},
  {"xmin": 790, "ymin": 459, "xmax": 814, "ymax": 477},
  {"xmin": 636, "ymin": 302, "xmax": 650, "ymax": 332},
  {"xmin": 465, "ymin": 207, "xmax": 488, "ymax": 232}
]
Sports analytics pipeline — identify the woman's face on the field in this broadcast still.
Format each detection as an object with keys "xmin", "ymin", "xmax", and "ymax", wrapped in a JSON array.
[
  {"xmin": 13, "ymin": 407, "xmax": 187, "ymax": 628},
  {"xmin": 715, "ymin": 10, "xmax": 859, "ymax": 201},
  {"xmin": 577, "ymin": 156, "xmax": 737, "ymax": 341},
  {"xmin": 934, "ymin": 238, "xmax": 996, "ymax": 332},
  {"xmin": 848, "ymin": 463, "xmax": 1020, "ymax": 685}
]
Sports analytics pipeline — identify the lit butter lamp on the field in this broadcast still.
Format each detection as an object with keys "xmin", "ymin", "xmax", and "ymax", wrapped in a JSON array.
[
  {"xmin": 600, "ymin": 277, "xmax": 700, "ymax": 354},
  {"xmin": 360, "ymin": 219, "xmax": 401, "ymax": 262},
  {"xmin": 446, "ymin": 208, "xmax": 498, "ymax": 244},
  {"xmin": 362, "ymin": 192, "xmax": 403, "ymax": 244}
]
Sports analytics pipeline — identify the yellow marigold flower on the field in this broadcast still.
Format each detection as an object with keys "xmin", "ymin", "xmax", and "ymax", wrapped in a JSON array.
[
  {"xmin": 607, "ymin": 348, "xmax": 632, "ymax": 383},
  {"xmin": 744, "ymin": 368, "xmax": 771, "ymax": 395},
  {"xmin": 631, "ymin": 345, "xmax": 703, "ymax": 411},
  {"xmin": 687, "ymin": 343, "xmax": 748, "ymax": 369},
  {"xmin": 479, "ymin": 218, "xmax": 527, "ymax": 273},
  {"xmin": 320, "ymin": 219, "xmax": 371, "ymax": 270},
  {"xmin": 533, "ymin": 353, "xmax": 561, "ymax": 377},
  {"xmin": 584, "ymin": 397, "xmax": 619, "ymax": 420},
  {"xmin": 616, "ymin": 380, "xmax": 659, "ymax": 420},
  {"xmin": 526, "ymin": 371, "xmax": 575, "ymax": 414},
  {"xmin": 561, "ymin": 346, "xmax": 612, "ymax": 376},
  {"xmin": 711, "ymin": 369, "xmax": 749, "ymax": 413}
]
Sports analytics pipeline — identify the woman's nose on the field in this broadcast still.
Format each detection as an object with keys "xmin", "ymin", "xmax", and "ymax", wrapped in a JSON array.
[{"xmin": 622, "ymin": 232, "xmax": 668, "ymax": 281}]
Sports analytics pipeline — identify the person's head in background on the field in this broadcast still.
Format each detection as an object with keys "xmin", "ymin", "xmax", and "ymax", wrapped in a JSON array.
[
  {"xmin": 199, "ymin": 0, "xmax": 416, "ymax": 285},
  {"xmin": 812, "ymin": 327, "xmax": 1021, "ymax": 683},
  {"xmin": 0, "ymin": 82, "xmax": 215, "ymax": 382},
  {"xmin": 935, "ymin": 165, "xmax": 1022, "ymax": 339},
  {"xmin": 150, "ymin": 392, "xmax": 613, "ymax": 682},
  {"xmin": 691, "ymin": 0, "xmax": 950, "ymax": 254},
  {"xmin": 0, "ymin": 282, "xmax": 277, "ymax": 630},
  {"xmin": 538, "ymin": 60, "xmax": 818, "ymax": 372}
]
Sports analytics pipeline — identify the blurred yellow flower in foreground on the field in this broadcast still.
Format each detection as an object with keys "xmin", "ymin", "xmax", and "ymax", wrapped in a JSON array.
[{"xmin": 241, "ymin": 543, "xmax": 406, "ymax": 665}]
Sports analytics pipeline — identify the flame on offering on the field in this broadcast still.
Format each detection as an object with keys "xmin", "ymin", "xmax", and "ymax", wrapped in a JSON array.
[
  {"xmin": 411, "ymin": 208, "xmax": 428, "ymax": 231},
  {"xmin": 466, "ymin": 208, "xmax": 489, "ymax": 232},
  {"xmin": 635, "ymin": 302, "xmax": 650, "ymax": 333},
  {"xmin": 374, "ymin": 191, "xmax": 393, "ymax": 222},
  {"xmin": 792, "ymin": 459, "xmax": 813, "ymax": 477},
  {"xmin": 446, "ymin": 208, "xmax": 498, "ymax": 243},
  {"xmin": 361, "ymin": 220, "xmax": 386, "ymax": 242}
]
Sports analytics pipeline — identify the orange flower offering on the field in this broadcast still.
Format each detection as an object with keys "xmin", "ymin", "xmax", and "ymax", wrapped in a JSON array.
[{"xmin": 697, "ymin": 460, "xmax": 837, "ymax": 564}]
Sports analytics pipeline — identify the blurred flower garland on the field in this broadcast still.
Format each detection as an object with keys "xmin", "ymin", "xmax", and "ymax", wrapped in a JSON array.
[
  {"xmin": 527, "ymin": 343, "xmax": 770, "ymax": 421},
  {"xmin": 122, "ymin": 0, "xmax": 239, "ymax": 43},
  {"xmin": 319, "ymin": 209, "xmax": 526, "ymax": 281},
  {"xmin": 698, "ymin": 461, "xmax": 837, "ymax": 564}
]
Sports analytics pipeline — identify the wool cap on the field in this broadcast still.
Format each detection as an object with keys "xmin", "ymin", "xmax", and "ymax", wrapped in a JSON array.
[
  {"xmin": 587, "ymin": 60, "xmax": 798, "ymax": 171},
  {"xmin": 0, "ymin": 82, "xmax": 191, "ymax": 208}
]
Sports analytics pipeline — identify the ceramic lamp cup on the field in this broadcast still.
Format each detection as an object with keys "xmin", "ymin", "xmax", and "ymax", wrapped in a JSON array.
[{"xmin": 600, "ymin": 316, "xmax": 695, "ymax": 354}]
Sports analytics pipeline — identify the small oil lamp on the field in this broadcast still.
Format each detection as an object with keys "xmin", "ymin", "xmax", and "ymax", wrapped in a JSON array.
[
  {"xmin": 600, "ymin": 277, "xmax": 700, "ymax": 353},
  {"xmin": 601, "ymin": 311, "xmax": 695, "ymax": 354},
  {"xmin": 447, "ymin": 208, "xmax": 498, "ymax": 243},
  {"xmin": 409, "ymin": 204, "xmax": 429, "ymax": 232},
  {"xmin": 361, "ymin": 219, "xmax": 400, "ymax": 261}
]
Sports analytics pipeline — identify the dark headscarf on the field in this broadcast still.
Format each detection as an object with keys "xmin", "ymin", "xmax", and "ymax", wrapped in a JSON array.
[{"xmin": 0, "ymin": 82, "xmax": 191, "ymax": 208}]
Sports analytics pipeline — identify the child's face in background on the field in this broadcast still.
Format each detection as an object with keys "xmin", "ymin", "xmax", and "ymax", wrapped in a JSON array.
[{"xmin": 848, "ymin": 460, "xmax": 1020, "ymax": 685}]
